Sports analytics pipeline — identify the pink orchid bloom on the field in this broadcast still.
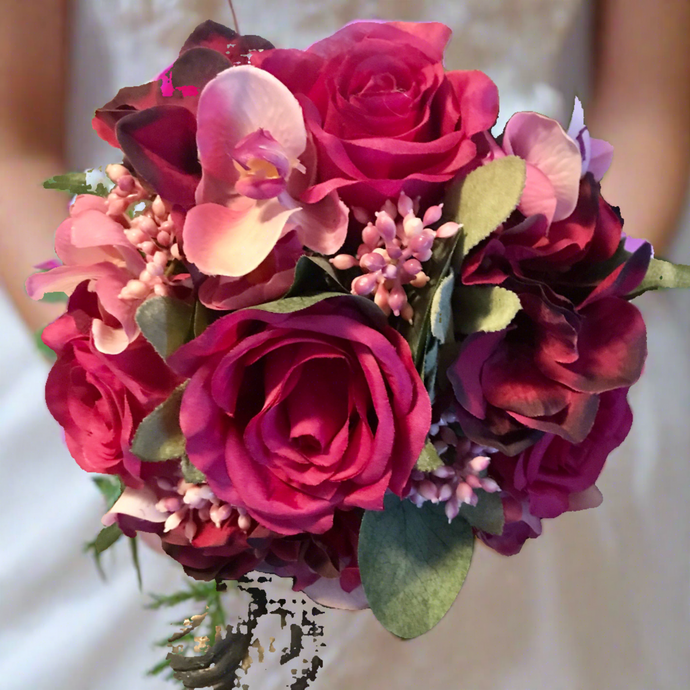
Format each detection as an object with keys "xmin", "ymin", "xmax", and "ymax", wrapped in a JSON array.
[
  {"xmin": 184, "ymin": 65, "xmax": 348, "ymax": 278},
  {"xmin": 500, "ymin": 111, "xmax": 583, "ymax": 226},
  {"xmin": 26, "ymin": 195, "xmax": 146, "ymax": 354},
  {"xmin": 567, "ymin": 97, "xmax": 614, "ymax": 181}
]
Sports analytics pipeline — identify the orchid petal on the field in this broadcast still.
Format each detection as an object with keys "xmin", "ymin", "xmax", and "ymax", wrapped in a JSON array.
[
  {"xmin": 102, "ymin": 487, "xmax": 168, "ymax": 526},
  {"xmin": 184, "ymin": 198, "xmax": 299, "ymax": 277},
  {"xmin": 504, "ymin": 112, "xmax": 582, "ymax": 222},
  {"xmin": 92, "ymin": 319, "xmax": 131, "ymax": 355},
  {"xmin": 519, "ymin": 163, "xmax": 558, "ymax": 226},
  {"xmin": 197, "ymin": 65, "xmax": 307, "ymax": 196}
]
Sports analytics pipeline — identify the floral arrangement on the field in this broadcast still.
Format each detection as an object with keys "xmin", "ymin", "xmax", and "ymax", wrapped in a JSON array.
[{"xmin": 28, "ymin": 17, "xmax": 690, "ymax": 686}]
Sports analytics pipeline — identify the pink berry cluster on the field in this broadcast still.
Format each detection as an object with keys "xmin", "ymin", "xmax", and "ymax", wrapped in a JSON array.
[
  {"xmin": 105, "ymin": 164, "xmax": 186, "ymax": 302},
  {"xmin": 408, "ymin": 409, "xmax": 500, "ymax": 523},
  {"xmin": 331, "ymin": 192, "xmax": 460, "ymax": 322},
  {"xmin": 154, "ymin": 476, "xmax": 252, "ymax": 542}
]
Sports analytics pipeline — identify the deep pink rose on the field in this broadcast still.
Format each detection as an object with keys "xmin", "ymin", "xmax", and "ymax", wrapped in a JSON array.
[
  {"xmin": 169, "ymin": 297, "xmax": 431, "ymax": 535},
  {"xmin": 448, "ymin": 283, "xmax": 646, "ymax": 455},
  {"xmin": 481, "ymin": 388, "xmax": 631, "ymax": 555},
  {"xmin": 253, "ymin": 21, "xmax": 498, "ymax": 211},
  {"xmin": 43, "ymin": 286, "xmax": 181, "ymax": 483}
]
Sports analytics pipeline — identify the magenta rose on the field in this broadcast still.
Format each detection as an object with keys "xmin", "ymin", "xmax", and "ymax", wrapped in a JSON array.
[
  {"xmin": 448, "ymin": 283, "xmax": 646, "ymax": 455},
  {"xmin": 43, "ymin": 286, "xmax": 182, "ymax": 482},
  {"xmin": 253, "ymin": 21, "xmax": 498, "ymax": 211},
  {"xmin": 169, "ymin": 297, "xmax": 431, "ymax": 535}
]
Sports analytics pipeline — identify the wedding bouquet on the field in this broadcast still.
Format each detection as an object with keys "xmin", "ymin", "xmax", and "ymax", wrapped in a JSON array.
[{"xmin": 27, "ymin": 17, "xmax": 690, "ymax": 686}]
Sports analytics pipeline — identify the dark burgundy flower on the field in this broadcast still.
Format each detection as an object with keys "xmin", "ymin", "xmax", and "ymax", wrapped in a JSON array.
[{"xmin": 448, "ymin": 283, "xmax": 646, "ymax": 455}]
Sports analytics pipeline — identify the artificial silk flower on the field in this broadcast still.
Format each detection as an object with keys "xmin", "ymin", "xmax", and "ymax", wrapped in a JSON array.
[
  {"xmin": 183, "ymin": 65, "xmax": 348, "ymax": 278},
  {"xmin": 567, "ymin": 97, "xmax": 615, "ymax": 181}
]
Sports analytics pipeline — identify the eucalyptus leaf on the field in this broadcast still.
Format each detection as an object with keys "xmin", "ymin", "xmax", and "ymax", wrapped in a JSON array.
[
  {"xmin": 627, "ymin": 257, "xmax": 690, "ymax": 299},
  {"xmin": 415, "ymin": 441, "xmax": 444, "ymax": 473},
  {"xmin": 429, "ymin": 273, "xmax": 455, "ymax": 344},
  {"xmin": 446, "ymin": 156, "xmax": 526, "ymax": 261},
  {"xmin": 136, "ymin": 296, "xmax": 194, "ymax": 359},
  {"xmin": 131, "ymin": 382, "xmax": 188, "ymax": 462},
  {"xmin": 401, "ymin": 233, "xmax": 462, "ymax": 370},
  {"xmin": 43, "ymin": 171, "xmax": 110, "ymax": 197},
  {"xmin": 359, "ymin": 494, "xmax": 474, "ymax": 639},
  {"xmin": 454, "ymin": 285, "xmax": 522, "ymax": 335},
  {"xmin": 93, "ymin": 476, "xmax": 124, "ymax": 510},
  {"xmin": 458, "ymin": 489, "xmax": 504, "ymax": 536},
  {"xmin": 181, "ymin": 455, "xmax": 207, "ymax": 484},
  {"xmin": 285, "ymin": 255, "xmax": 349, "ymax": 298}
]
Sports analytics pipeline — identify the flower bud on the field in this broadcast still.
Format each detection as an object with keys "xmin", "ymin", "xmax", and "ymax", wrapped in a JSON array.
[
  {"xmin": 352, "ymin": 273, "xmax": 379, "ymax": 296},
  {"xmin": 360, "ymin": 252, "xmax": 386, "ymax": 272},
  {"xmin": 422, "ymin": 204, "xmax": 443, "ymax": 227},
  {"xmin": 330, "ymin": 254, "xmax": 359, "ymax": 270},
  {"xmin": 375, "ymin": 211, "xmax": 397, "ymax": 243},
  {"xmin": 397, "ymin": 192, "xmax": 414, "ymax": 217},
  {"xmin": 388, "ymin": 285, "xmax": 407, "ymax": 316},
  {"xmin": 436, "ymin": 221, "xmax": 461, "ymax": 239}
]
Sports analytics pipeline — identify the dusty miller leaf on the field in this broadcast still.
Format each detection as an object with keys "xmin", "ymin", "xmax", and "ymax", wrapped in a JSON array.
[
  {"xmin": 131, "ymin": 382, "xmax": 188, "ymax": 462},
  {"xmin": 458, "ymin": 489, "xmax": 504, "ymax": 536},
  {"xmin": 136, "ymin": 296, "xmax": 194, "ymax": 359},
  {"xmin": 359, "ymin": 494, "xmax": 474, "ymax": 639},
  {"xmin": 454, "ymin": 285, "xmax": 522, "ymax": 334},
  {"xmin": 415, "ymin": 441, "xmax": 444, "ymax": 472},
  {"xmin": 429, "ymin": 273, "xmax": 455, "ymax": 344},
  {"xmin": 627, "ymin": 257, "xmax": 690, "ymax": 298},
  {"xmin": 446, "ymin": 156, "xmax": 526, "ymax": 261},
  {"xmin": 181, "ymin": 455, "xmax": 206, "ymax": 484}
]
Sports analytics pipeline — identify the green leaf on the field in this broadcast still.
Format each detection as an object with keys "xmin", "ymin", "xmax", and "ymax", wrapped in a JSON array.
[
  {"xmin": 39, "ymin": 291, "xmax": 68, "ymax": 304},
  {"xmin": 34, "ymin": 327, "xmax": 56, "ymax": 361},
  {"xmin": 415, "ymin": 441, "xmax": 444, "ymax": 473},
  {"xmin": 131, "ymin": 382, "xmax": 188, "ymax": 462},
  {"xmin": 192, "ymin": 301, "xmax": 212, "ymax": 338},
  {"xmin": 627, "ymin": 257, "xmax": 690, "ymax": 299},
  {"xmin": 429, "ymin": 273, "xmax": 455, "ymax": 344},
  {"xmin": 285, "ymin": 255, "xmax": 350, "ymax": 298},
  {"xmin": 359, "ymin": 494, "xmax": 474, "ymax": 639},
  {"xmin": 400, "ymin": 233, "xmax": 462, "ymax": 370},
  {"xmin": 129, "ymin": 536, "xmax": 143, "ymax": 591},
  {"xmin": 43, "ymin": 171, "xmax": 110, "ymax": 197},
  {"xmin": 181, "ymin": 454, "xmax": 206, "ymax": 484},
  {"xmin": 136, "ymin": 296, "xmax": 194, "ymax": 359},
  {"xmin": 423, "ymin": 338, "xmax": 440, "ymax": 404},
  {"xmin": 458, "ymin": 490, "xmax": 504, "ymax": 536},
  {"xmin": 446, "ymin": 156, "xmax": 526, "ymax": 261},
  {"xmin": 92, "ymin": 476, "xmax": 124, "ymax": 510},
  {"xmin": 85, "ymin": 523, "xmax": 123, "ymax": 578},
  {"xmin": 454, "ymin": 285, "xmax": 522, "ymax": 335}
]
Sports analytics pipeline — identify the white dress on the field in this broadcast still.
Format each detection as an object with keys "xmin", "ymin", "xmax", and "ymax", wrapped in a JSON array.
[{"xmin": 2, "ymin": 1, "xmax": 687, "ymax": 688}]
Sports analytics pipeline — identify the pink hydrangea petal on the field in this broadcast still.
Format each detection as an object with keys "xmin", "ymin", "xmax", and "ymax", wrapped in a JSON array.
[
  {"xmin": 197, "ymin": 65, "xmax": 307, "ymax": 187},
  {"xmin": 183, "ymin": 198, "xmax": 298, "ymax": 277},
  {"xmin": 503, "ymin": 112, "xmax": 582, "ymax": 222}
]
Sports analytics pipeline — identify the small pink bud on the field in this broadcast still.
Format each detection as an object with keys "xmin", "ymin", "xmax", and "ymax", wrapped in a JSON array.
[
  {"xmin": 465, "ymin": 474, "xmax": 482, "ymax": 490},
  {"xmin": 382, "ymin": 199, "xmax": 397, "ymax": 219},
  {"xmin": 141, "ymin": 240, "xmax": 156, "ymax": 256},
  {"xmin": 397, "ymin": 192, "xmax": 414, "ymax": 217},
  {"xmin": 352, "ymin": 273, "xmax": 379, "ymax": 296},
  {"xmin": 146, "ymin": 262, "xmax": 164, "ymax": 278},
  {"xmin": 375, "ymin": 211, "xmax": 397, "ymax": 243},
  {"xmin": 432, "ymin": 440, "xmax": 448, "ymax": 456},
  {"xmin": 117, "ymin": 175, "xmax": 135, "ymax": 193},
  {"xmin": 184, "ymin": 520, "xmax": 197, "ymax": 542},
  {"xmin": 422, "ymin": 204, "xmax": 443, "ymax": 226},
  {"xmin": 132, "ymin": 214, "xmax": 158, "ymax": 237},
  {"xmin": 352, "ymin": 206, "xmax": 370, "ymax": 224},
  {"xmin": 402, "ymin": 258, "xmax": 422, "ymax": 277},
  {"xmin": 433, "ymin": 465, "xmax": 456, "ymax": 479},
  {"xmin": 119, "ymin": 279, "xmax": 149, "ymax": 300},
  {"xmin": 411, "ymin": 469, "xmax": 426, "ymax": 482},
  {"xmin": 438, "ymin": 484, "xmax": 454, "ymax": 502},
  {"xmin": 436, "ymin": 221, "xmax": 461, "ymax": 239},
  {"xmin": 107, "ymin": 198, "xmax": 128, "ymax": 217},
  {"xmin": 156, "ymin": 478, "xmax": 175, "ymax": 491},
  {"xmin": 481, "ymin": 478, "xmax": 500, "ymax": 493},
  {"xmin": 409, "ymin": 229, "xmax": 435, "ymax": 254},
  {"xmin": 152, "ymin": 196, "xmax": 167, "ymax": 218},
  {"xmin": 125, "ymin": 228, "xmax": 148, "ymax": 246},
  {"xmin": 362, "ymin": 223, "xmax": 380, "ymax": 248},
  {"xmin": 106, "ymin": 164, "xmax": 129, "ymax": 182},
  {"xmin": 374, "ymin": 283, "xmax": 391, "ymax": 315},
  {"xmin": 158, "ymin": 219, "xmax": 175, "ymax": 234},
  {"xmin": 403, "ymin": 215, "xmax": 424, "ymax": 238},
  {"xmin": 410, "ymin": 272, "xmax": 430, "ymax": 288},
  {"xmin": 456, "ymin": 482, "xmax": 474, "ymax": 505},
  {"xmin": 415, "ymin": 248, "xmax": 433, "ymax": 262},
  {"xmin": 469, "ymin": 455, "xmax": 491, "ymax": 473},
  {"xmin": 418, "ymin": 480, "xmax": 440, "ymax": 503},
  {"xmin": 330, "ymin": 254, "xmax": 359, "ymax": 270},
  {"xmin": 170, "ymin": 244, "xmax": 182, "ymax": 260},
  {"xmin": 238, "ymin": 514, "xmax": 252, "ymax": 531},
  {"xmin": 164, "ymin": 510, "xmax": 185, "ymax": 533},
  {"xmin": 401, "ymin": 302, "xmax": 414, "ymax": 324},
  {"xmin": 360, "ymin": 252, "xmax": 386, "ymax": 272},
  {"xmin": 156, "ymin": 496, "xmax": 183, "ymax": 513},
  {"xmin": 445, "ymin": 498, "xmax": 460, "ymax": 522},
  {"xmin": 386, "ymin": 243, "xmax": 403, "ymax": 261},
  {"xmin": 153, "ymin": 283, "xmax": 171, "ymax": 297},
  {"xmin": 388, "ymin": 285, "xmax": 407, "ymax": 317},
  {"xmin": 157, "ymin": 230, "xmax": 172, "ymax": 247},
  {"xmin": 153, "ymin": 251, "xmax": 168, "ymax": 267},
  {"xmin": 382, "ymin": 264, "xmax": 398, "ymax": 280}
]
